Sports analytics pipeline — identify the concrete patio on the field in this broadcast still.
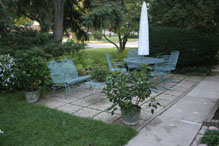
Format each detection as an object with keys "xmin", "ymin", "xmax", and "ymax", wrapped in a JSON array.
[{"xmin": 38, "ymin": 73, "xmax": 204, "ymax": 131}]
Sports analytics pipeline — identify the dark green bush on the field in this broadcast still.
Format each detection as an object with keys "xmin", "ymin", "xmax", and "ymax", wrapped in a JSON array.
[
  {"xmin": 149, "ymin": 26, "xmax": 219, "ymax": 69},
  {"xmin": 0, "ymin": 31, "xmax": 85, "ymax": 59},
  {"xmin": 200, "ymin": 130, "xmax": 219, "ymax": 146},
  {"xmin": 93, "ymin": 31, "xmax": 103, "ymax": 40}
]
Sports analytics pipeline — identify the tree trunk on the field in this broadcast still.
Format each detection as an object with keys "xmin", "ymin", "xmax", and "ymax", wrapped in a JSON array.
[
  {"xmin": 53, "ymin": 0, "xmax": 65, "ymax": 42},
  {"xmin": 118, "ymin": 33, "xmax": 127, "ymax": 52}
]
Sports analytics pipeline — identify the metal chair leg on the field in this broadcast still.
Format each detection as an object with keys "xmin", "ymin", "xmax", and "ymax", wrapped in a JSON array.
[{"xmin": 52, "ymin": 84, "xmax": 56, "ymax": 96}]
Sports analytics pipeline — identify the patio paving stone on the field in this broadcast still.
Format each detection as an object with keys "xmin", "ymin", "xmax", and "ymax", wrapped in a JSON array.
[
  {"xmin": 93, "ymin": 112, "xmax": 120, "ymax": 123},
  {"xmin": 71, "ymin": 98, "xmax": 98, "ymax": 107},
  {"xmin": 113, "ymin": 118, "xmax": 146, "ymax": 130},
  {"xmin": 47, "ymin": 96, "xmax": 80, "ymax": 104},
  {"xmin": 171, "ymin": 86, "xmax": 190, "ymax": 92},
  {"xmin": 57, "ymin": 104, "xmax": 83, "ymax": 114},
  {"xmin": 85, "ymin": 94, "xmax": 106, "ymax": 102},
  {"xmin": 141, "ymin": 104, "xmax": 163, "ymax": 113},
  {"xmin": 38, "ymin": 99, "xmax": 66, "ymax": 109},
  {"xmin": 163, "ymin": 90, "xmax": 184, "ymax": 97},
  {"xmin": 176, "ymin": 80, "xmax": 195, "ymax": 88},
  {"xmin": 156, "ymin": 98, "xmax": 172, "ymax": 107},
  {"xmin": 156, "ymin": 94, "xmax": 177, "ymax": 101},
  {"xmin": 184, "ymin": 75, "xmax": 204, "ymax": 82},
  {"xmin": 171, "ymin": 74, "xmax": 186, "ymax": 80},
  {"xmin": 140, "ymin": 109, "xmax": 152, "ymax": 120},
  {"xmin": 73, "ymin": 108, "xmax": 101, "ymax": 118},
  {"xmin": 88, "ymin": 99, "xmax": 112, "ymax": 111},
  {"xmin": 71, "ymin": 90, "xmax": 94, "ymax": 98}
]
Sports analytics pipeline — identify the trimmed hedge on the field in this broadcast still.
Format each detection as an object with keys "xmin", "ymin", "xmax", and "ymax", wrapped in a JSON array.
[{"xmin": 149, "ymin": 26, "xmax": 219, "ymax": 68}]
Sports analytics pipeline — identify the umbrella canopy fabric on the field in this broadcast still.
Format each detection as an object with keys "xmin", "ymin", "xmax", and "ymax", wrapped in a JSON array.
[{"xmin": 138, "ymin": 2, "xmax": 149, "ymax": 56}]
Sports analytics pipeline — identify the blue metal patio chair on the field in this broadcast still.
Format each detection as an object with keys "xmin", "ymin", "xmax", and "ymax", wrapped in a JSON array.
[
  {"xmin": 151, "ymin": 50, "xmax": 180, "ymax": 90},
  {"xmin": 105, "ymin": 52, "xmax": 126, "ymax": 73},
  {"xmin": 47, "ymin": 59, "xmax": 91, "ymax": 97},
  {"xmin": 156, "ymin": 50, "xmax": 180, "ymax": 73},
  {"xmin": 127, "ymin": 48, "xmax": 141, "ymax": 70}
]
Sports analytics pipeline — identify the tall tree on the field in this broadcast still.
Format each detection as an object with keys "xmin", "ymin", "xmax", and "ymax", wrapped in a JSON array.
[{"xmin": 53, "ymin": 0, "xmax": 65, "ymax": 42}]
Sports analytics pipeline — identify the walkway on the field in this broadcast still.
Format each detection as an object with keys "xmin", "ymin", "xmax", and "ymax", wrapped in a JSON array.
[{"xmin": 126, "ymin": 66, "xmax": 219, "ymax": 146}]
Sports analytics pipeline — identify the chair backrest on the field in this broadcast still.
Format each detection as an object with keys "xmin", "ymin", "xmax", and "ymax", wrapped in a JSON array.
[
  {"xmin": 105, "ymin": 52, "xmax": 113, "ymax": 71},
  {"xmin": 128, "ymin": 48, "xmax": 138, "ymax": 58},
  {"xmin": 61, "ymin": 59, "xmax": 78, "ymax": 79},
  {"xmin": 167, "ymin": 50, "xmax": 180, "ymax": 70},
  {"xmin": 47, "ymin": 59, "xmax": 78, "ymax": 83}
]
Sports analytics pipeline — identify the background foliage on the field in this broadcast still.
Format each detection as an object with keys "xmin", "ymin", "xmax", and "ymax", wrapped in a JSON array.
[
  {"xmin": 149, "ymin": 26, "xmax": 219, "ymax": 69},
  {"xmin": 0, "ymin": 31, "xmax": 85, "ymax": 59}
]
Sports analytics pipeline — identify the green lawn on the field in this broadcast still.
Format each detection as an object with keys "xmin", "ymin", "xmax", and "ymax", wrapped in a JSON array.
[
  {"xmin": 0, "ymin": 92, "xmax": 137, "ymax": 146},
  {"xmin": 80, "ymin": 48, "xmax": 130, "ymax": 67}
]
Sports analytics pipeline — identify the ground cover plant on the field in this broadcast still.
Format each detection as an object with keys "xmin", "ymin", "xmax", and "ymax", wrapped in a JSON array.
[
  {"xmin": 0, "ymin": 92, "xmax": 137, "ymax": 146},
  {"xmin": 200, "ymin": 130, "xmax": 219, "ymax": 146}
]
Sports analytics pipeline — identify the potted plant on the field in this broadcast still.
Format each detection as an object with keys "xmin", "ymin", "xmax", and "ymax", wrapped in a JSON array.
[
  {"xmin": 91, "ymin": 66, "xmax": 110, "ymax": 82},
  {"xmin": 103, "ymin": 65, "xmax": 160, "ymax": 125},
  {"xmin": 14, "ymin": 50, "xmax": 51, "ymax": 103}
]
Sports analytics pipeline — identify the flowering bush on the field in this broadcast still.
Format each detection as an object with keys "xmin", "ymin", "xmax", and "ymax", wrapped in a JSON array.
[{"xmin": 0, "ymin": 55, "xmax": 16, "ymax": 91}]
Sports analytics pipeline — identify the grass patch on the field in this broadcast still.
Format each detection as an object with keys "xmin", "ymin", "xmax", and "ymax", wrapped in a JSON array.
[
  {"xmin": 0, "ymin": 92, "xmax": 137, "ymax": 146},
  {"xmin": 82, "ymin": 48, "xmax": 128, "ymax": 66}
]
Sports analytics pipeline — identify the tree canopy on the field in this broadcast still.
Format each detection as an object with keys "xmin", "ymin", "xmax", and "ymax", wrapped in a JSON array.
[{"xmin": 150, "ymin": 0, "xmax": 219, "ymax": 33}]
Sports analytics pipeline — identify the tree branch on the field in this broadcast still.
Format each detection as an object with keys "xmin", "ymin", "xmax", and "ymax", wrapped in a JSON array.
[
  {"xmin": 103, "ymin": 34, "xmax": 120, "ymax": 50},
  {"xmin": 21, "ymin": 11, "xmax": 40, "ymax": 22}
]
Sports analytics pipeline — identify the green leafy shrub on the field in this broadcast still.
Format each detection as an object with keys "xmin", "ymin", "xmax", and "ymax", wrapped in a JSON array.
[
  {"xmin": 149, "ymin": 26, "xmax": 219, "ymax": 69},
  {"xmin": 103, "ymin": 65, "xmax": 160, "ymax": 115},
  {"xmin": 0, "ymin": 31, "xmax": 85, "ymax": 59},
  {"xmin": 14, "ymin": 50, "xmax": 51, "ymax": 92},
  {"xmin": 91, "ymin": 66, "xmax": 110, "ymax": 82},
  {"xmin": 93, "ymin": 31, "xmax": 103, "ymax": 40},
  {"xmin": 200, "ymin": 130, "xmax": 219, "ymax": 146}
]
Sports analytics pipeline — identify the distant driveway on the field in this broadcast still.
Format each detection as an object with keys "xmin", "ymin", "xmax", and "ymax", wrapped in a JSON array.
[{"xmin": 86, "ymin": 40, "xmax": 138, "ymax": 49}]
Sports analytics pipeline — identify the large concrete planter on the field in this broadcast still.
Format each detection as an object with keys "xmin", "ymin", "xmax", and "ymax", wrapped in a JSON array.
[
  {"xmin": 24, "ymin": 91, "xmax": 40, "ymax": 103},
  {"xmin": 121, "ymin": 105, "xmax": 141, "ymax": 126}
]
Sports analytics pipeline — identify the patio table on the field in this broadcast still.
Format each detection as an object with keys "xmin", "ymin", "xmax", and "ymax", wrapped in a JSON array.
[{"xmin": 123, "ymin": 57, "xmax": 164, "ymax": 65}]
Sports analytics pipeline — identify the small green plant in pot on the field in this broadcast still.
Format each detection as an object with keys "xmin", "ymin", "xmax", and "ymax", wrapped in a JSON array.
[
  {"xmin": 103, "ymin": 65, "xmax": 160, "ymax": 125},
  {"xmin": 14, "ymin": 50, "xmax": 51, "ymax": 103},
  {"xmin": 91, "ymin": 66, "xmax": 110, "ymax": 82}
]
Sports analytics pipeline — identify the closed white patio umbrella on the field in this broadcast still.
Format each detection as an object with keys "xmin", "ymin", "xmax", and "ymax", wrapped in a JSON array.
[{"xmin": 138, "ymin": 2, "xmax": 149, "ymax": 56}]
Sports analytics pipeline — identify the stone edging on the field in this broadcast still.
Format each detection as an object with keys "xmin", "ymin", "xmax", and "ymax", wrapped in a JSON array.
[{"xmin": 203, "ymin": 99, "xmax": 219, "ymax": 128}]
